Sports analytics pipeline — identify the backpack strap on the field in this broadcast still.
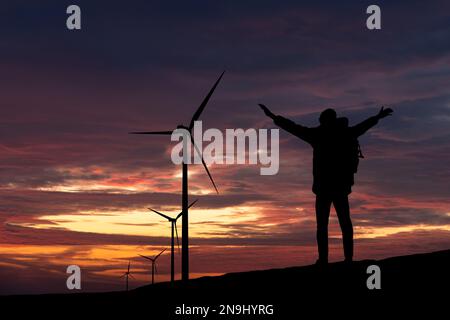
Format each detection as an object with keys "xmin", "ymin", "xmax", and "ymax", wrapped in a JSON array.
[{"xmin": 357, "ymin": 141, "xmax": 365, "ymax": 159}]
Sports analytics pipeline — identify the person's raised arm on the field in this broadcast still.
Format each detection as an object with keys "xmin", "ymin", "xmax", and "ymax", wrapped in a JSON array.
[
  {"xmin": 258, "ymin": 104, "xmax": 312, "ymax": 143},
  {"xmin": 351, "ymin": 106, "xmax": 393, "ymax": 137}
]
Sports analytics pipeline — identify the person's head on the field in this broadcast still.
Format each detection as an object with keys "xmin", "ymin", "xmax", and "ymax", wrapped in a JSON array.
[
  {"xmin": 336, "ymin": 117, "xmax": 349, "ymax": 128},
  {"xmin": 319, "ymin": 108, "xmax": 337, "ymax": 126}
]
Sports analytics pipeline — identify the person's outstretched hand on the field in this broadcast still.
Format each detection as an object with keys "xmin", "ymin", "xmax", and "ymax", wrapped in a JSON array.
[
  {"xmin": 259, "ymin": 104, "xmax": 276, "ymax": 119},
  {"xmin": 377, "ymin": 106, "xmax": 393, "ymax": 119}
]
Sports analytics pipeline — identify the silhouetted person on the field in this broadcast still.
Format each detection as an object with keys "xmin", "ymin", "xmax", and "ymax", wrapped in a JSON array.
[{"xmin": 259, "ymin": 104, "xmax": 393, "ymax": 264}]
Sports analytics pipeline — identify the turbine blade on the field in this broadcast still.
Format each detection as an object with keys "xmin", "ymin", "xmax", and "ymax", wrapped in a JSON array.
[
  {"xmin": 189, "ymin": 71, "xmax": 225, "ymax": 130},
  {"xmin": 129, "ymin": 131, "xmax": 173, "ymax": 135},
  {"xmin": 139, "ymin": 254, "xmax": 153, "ymax": 261},
  {"xmin": 148, "ymin": 208, "xmax": 173, "ymax": 221},
  {"xmin": 201, "ymin": 158, "xmax": 219, "ymax": 194},
  {"xmin": 128, "ymin": 261, "xmax": 130, "ymax": 273},
  {"xmin": 177, "ymin": 197, "xmax": 199, "ymax": 221},
  {"xmin": 129, "ymin": 274, "xmax": 136, "ymax": 280},
  {"xmin": 176, "ymin": 198, "xmax": 197, "ymax": 220},
  {"xmin": 175, "ymin": 222, "xmax": 181, "ymax": 254},
  {"xmin": 191, "ymin": 136, "xmax": 219, "ymax": 194},
  {"xmin": 188, "ymin": 199, "xmax": 199, "ymax": 209},
  {"xmin": 154, "ymin": 248, "xmax": 167, "ymax": 260}
]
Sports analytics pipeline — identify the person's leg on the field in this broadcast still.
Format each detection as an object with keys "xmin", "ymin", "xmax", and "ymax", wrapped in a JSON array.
[
  {"xmin": 333, "ymin": 195, "xmax": 353, "ymax": 261},
  {"xmin": 315, "ymin": 194, "xmax": 332, "ymax": 263}
]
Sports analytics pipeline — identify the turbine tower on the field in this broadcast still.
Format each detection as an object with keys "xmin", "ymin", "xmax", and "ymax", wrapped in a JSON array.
[
  {"xmin": 130, "ymin": 71, "xmax": 224, "ymax": 281},
  {"xmin": 149, "ymin": 200, "xmax": 197, "ymax": 283},
  {"xmin": 139, "ymin": 248, "xmax": 166, "ymax": 285}
]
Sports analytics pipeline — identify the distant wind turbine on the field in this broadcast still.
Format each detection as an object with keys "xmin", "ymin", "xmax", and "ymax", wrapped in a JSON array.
[
  {"xmin": 130, "ymin": 71, "xmax": 224, "ymax": 281},
  {"xmin": 139, "ymin": 248, "xmax": 166, "ymax": 285},
  {"xmin": 120, "ymin": 261, "xmax": 135, "ymax": 291},
  {"xmin": 149, "ymin": 200, "xmax": 198, "ymax": 283}
]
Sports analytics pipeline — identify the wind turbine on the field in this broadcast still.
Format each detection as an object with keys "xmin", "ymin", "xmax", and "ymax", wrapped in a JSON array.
[
  {"xmin": 120, "ymin": 261, "xmax": 134, "ymax": 291},
  {"xmin": 139, "ymin": 248, "xmax": 166, "ymax": 285},
  {"xmin": 149, "ymin": 200, "xmax": 198, "ymax": 283},
  {"xmin": 130, "ymin": 71, "xmax": 224, "ymax": 281}
]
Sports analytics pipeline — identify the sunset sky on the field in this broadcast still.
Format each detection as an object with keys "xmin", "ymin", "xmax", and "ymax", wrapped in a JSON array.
[{"xmin": 1, "ymin": 0, "xmax": 450, "ymax": 294}]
